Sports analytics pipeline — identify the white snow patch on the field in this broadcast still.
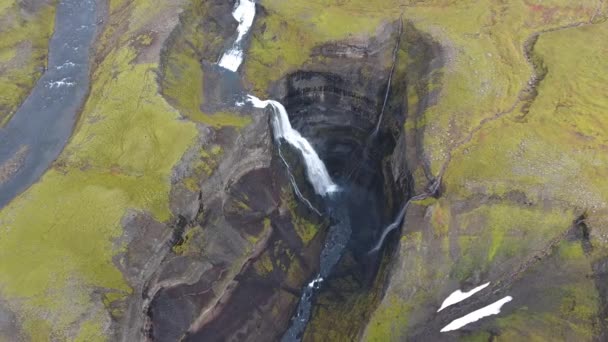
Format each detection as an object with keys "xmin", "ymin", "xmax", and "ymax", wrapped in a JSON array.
[
  {"xmin": 438, "ymin": 282, "xmax": 491, "ymax": 312},
  {"xmin": 440, "ymin": 296, "xmax": 513, "ymax": 333}
]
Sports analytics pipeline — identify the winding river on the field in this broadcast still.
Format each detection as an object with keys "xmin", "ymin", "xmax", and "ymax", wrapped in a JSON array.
[{"xmin": 0, "ymin": 0, "xmax": 98, "ymax": 208}]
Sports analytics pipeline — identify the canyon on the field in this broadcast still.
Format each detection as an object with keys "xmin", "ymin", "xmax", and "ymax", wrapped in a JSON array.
[{"xmin": 0, "ymin": 0, "xmax": 607, "ymax": 341}]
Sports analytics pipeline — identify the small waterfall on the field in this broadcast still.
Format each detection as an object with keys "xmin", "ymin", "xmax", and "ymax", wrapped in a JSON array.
[
  {"xmin": 368, "ymin": 200, "xmax": 409, "ymax": 253},
  {"xmin": 247, "ymin": 95, "xmax": 339, "ymax": 197},
  {"xmin": 218, "ymin": 0, "xmax": 256, "ymax": 72},
  {"xmin": 369, "ymin": 179, "xmax": 440, "ymax": 253}
]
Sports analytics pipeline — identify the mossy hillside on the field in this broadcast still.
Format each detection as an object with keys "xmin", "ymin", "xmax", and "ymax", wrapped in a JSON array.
[
  {"xmin": 281, "ymin": 188, "xmax": 320, "ymax": 245},
  {"xmin": 247, "ymin": 0, "xmax": 409, "ymax": 94},
  {"xmin": 364, "ymin": 201, "xmax": 580, "ymax": 340},
  {"xmin": 451, "ymin": 202, "xmax": 573, "ymax": 280},
  {"xmin": 367, "ymin": 18, "xmax": 608, "ymax": 339},
  {"xmin": 403, "ymin": 0, "xmax": 601, "ymax": 175},
  {"xmin": 0, "ymin": 0, "xmax": 55, "ymax": 125},
  {"xmin": 365, "ymin": 230, "xmax": 441, "ymax": 341},
  {"xmin": 444, "ymin": 20, "xmax": 608, "ymax": 227},
  {"xmin": 249, "ymin": 0, "xmax": 601, "ymax": 176},
  {"xmin": 437, "ymin": 21, "xmax": 608, "ymax": 337},
  {"xmin": 0, "ymin": 0, "xmax": 197, "ymax": 339},
  {"xmin": 488, "ymin": 240, "xmax": 599, "ymax": 341}
]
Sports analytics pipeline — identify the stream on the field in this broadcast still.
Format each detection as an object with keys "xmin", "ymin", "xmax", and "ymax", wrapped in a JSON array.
[{"xmin": 0, "ymin": 0, "xmax": 98, "ymax": 209}]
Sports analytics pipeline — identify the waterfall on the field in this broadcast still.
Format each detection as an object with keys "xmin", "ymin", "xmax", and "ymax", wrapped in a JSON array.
[
  {"xmin": 218, "ymin": 0, "xmax": 256, "ymax": 72},
  {"xmin": 369, "ymin": 178, "xmax": 440, "ymax": 253},
  {"xmin": 215, "ymin": 3, "xmax": 344, "ymax": 339},
  {"xmin": 368, "ymin": 200, "xmax": 409, "ymax": 253},
  {"xmin": 247, "ymin": 95, "xmax": 339, "ymax": 197},
  {"xmin": 217, "ymin": 1, "xmax": 337, "ymax": 197}
]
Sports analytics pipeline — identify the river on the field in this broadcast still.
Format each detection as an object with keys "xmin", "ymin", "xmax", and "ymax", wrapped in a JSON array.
[{"xmin": 0, "ymin": 0, "xmax": 98, "ymax": 208}]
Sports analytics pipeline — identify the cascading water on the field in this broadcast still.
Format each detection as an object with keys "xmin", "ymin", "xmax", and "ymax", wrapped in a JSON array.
[
  {"xmin": 247, "ymin": 95, "xmax": 339, "ymax": 196},
  {"xmin": 369, "ymin": 179, "xmax": 440, "ymax": 254},
  {"xmin": 245, "ymin": 95, "xmax": 349, "ymax": 341},
  {"xmin": 217, "ymin": 0, "xmax": 256, "ymax": 72},
  {"xmin": 368, "ymin": 200, "xmax": 409, "ymax": 254}
]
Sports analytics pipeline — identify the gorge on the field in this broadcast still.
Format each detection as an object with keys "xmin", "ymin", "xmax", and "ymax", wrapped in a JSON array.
[
  {"xmin": 0, "ymin": 0, "xmax": 607, "ymax": 341},
  {"xmin": 210, "ymin": 1, "xmax": 415, "ymax": 338}
]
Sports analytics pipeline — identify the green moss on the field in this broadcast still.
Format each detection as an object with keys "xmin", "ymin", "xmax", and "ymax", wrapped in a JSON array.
[
  {"xmin": 253, "ymin": 252, "xmax": 274, "ymax": 275},
  {"xmin": 0, "ymin": 0, "xmax": 55, "ymax": 125},
  {"xmin": 24, "ymin": 318, "xmax": 53, "ymax": 342},
  {"xmin": 461, "ymin": 331, "xmax": 494, "ymax": 342},
  {"xmin": 285, "ymin": 256, "xmax": 305, "ymax": 286},
  {"xmin": 429, "ymin": 201, "xmax": 450, "ymax": 238},
  {"xmin": 282, "ymin": 189, "xmax": 320, "ymax": 245},
  {"xmin": 445, "ymin": 20, "xmax": 608, "ymax": 217},
  {"xmin": 453, "ymin": 203, "xmax": 572, "ymax": 279},
  {"xmin": 74, "ymin": 317, "xmax": 106, "ymax": 342},
  {"xmin": 558, "ymin": 241, "xmax": 585, "ymax": 261},
  {"xmin": 412, "ymin": 196, "xmax": 437, "ymax": 207},
  {"xmin": 173, "ymin": 226, "xmax": 203, "ymax": 255},
  {"xmin": 364, "ymin": 293, "xmax": 411, "ymax": 341},
  {"xmin": 244, "ymin": 0, "xmax": 387, "ymax": 93}
]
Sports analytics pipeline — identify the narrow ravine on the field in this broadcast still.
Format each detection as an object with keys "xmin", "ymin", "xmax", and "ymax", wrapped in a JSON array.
[
  {"xmin": 0, "ymin": 0, "xmax": 98, "ymax": 208},
  {"xmin": 214, "ymin": 1, "xmax": 423, "ymax": 340},
  {"xmin": 216, "ymin": 1, "xmax": 364, "ymax": 340}
]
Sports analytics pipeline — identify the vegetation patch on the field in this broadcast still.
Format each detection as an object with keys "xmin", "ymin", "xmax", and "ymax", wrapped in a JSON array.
[{"xmin": 0, "ymin": 0, "xmax": 197, "ymax": 339}]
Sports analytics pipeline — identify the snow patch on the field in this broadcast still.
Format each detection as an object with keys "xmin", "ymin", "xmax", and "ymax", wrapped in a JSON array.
[
  {"xmin": 438, "ymin": 282, "xmax": 491, "ymax": 312},
  {"xmin": 440, "ymin": 296, "xmax": 513, "ymax": 332}
]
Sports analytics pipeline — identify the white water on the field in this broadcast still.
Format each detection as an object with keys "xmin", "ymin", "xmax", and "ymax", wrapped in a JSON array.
[
  {"xmin": 368, "ymin": 197, "xmax": 414, "ymax": 253},
  {"xmin": 307, "ymin": 276, "xmax": 324, "ymax": 289},
  {"xmin": 248, "ymin": 95, "xmax": 338, "ymax": 196},
  {"xmin": 437, "ymin": 282, "xmax": 491, "ymax": 312},
  {"xmin": 440, "ymin": 296, "xmax": 513, "ymax": 332},
  {"xmin": 218, "ymin": 0, "xmax": 256, "ymax": 71}
]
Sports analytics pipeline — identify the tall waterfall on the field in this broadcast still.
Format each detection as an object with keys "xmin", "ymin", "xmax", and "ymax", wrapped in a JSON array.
[
  {"xmin": 248, "ymin": 95, "xmax": 338, "ymax": 196},
  {"xmin": 218, "ymin": 0, "xmax": 256, "ymax": 72}
]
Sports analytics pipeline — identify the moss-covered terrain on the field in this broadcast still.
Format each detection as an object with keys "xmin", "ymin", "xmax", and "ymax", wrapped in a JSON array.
[
  {"xmin": 0, "ymin": 0, "xmax": 55, "ymax": 125},
  {"xmin": 0, "ymin": 0, "xmax": 607, "ymax": 340},
  {"xmin": 0, "ymin": 0, "xmax": 197, "ymax": 339}
]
